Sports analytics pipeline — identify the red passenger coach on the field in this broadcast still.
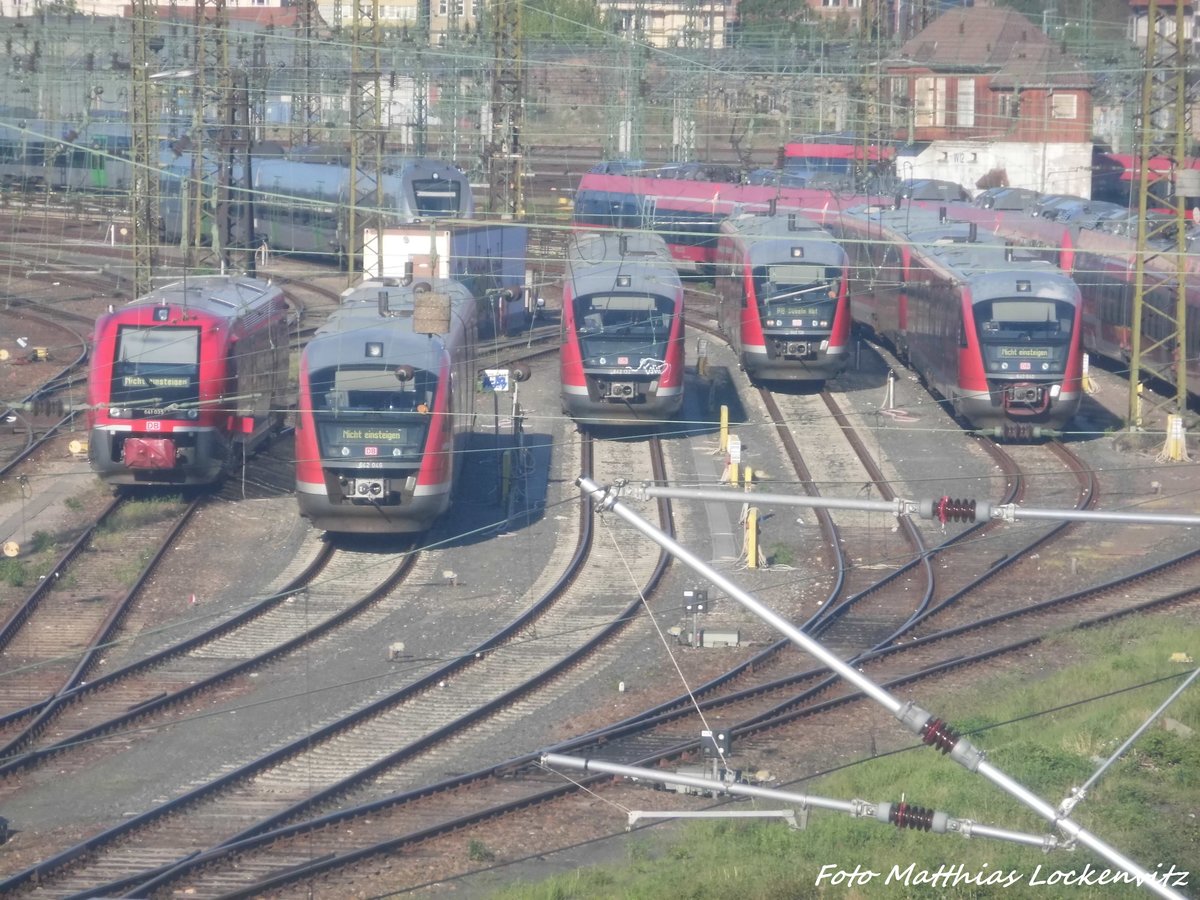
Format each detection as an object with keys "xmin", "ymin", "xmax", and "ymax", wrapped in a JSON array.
[
  {"xmin": 714, "ymin": 211, "xmax": 852, "ymax": 383},
  {"xmin": 86, "ymin": 276, "xmax": 290, "ymax": 486},
  {"xmin": 294, "ymin": 277, "xmax": 478, "ymax": 534},
  {"xmin": 560, "ymin": 231, "xmax": 686, "ymax": 426}
]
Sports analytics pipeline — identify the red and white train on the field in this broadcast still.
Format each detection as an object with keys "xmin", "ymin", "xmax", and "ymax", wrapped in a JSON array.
[
  {"xmin": 560, "ymin": 231, "xmax": 686, "ymax": 426},
  {"xmin": 86, "ymin": 276, "xmax": 290, "ymax": 486},
  {"xmin": 294, "ymin": 276, "xmax": 478, "ymax": 534},
  {"xmin": 572, "ymin": 170, "xmax": 828, "ymax": 274},
  {"xmin": 944, "ymin": 200, "xmax": 1200, "ymax": 406},
  {"xmin": 830, "ymin": 203, "xmax": 1085, "ymax": 436},
  {"xmin": 714, "ymin": 211, "xmax": 852, "ymax": 383}
]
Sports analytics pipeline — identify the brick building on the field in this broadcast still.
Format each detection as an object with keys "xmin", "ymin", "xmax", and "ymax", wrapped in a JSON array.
[{"xmin": 884, "ymin": 4, "xmax": 1094, "ymax": 197}]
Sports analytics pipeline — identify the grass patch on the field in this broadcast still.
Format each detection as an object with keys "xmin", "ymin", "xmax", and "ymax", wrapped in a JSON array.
[
  {"xmin": 0, "ymin": 530, "xmax": 63, "ymax": 588},
  {"xmin": 492, "ymin": 618, "xmax": 1200, "ymax": 899},
  {"xmin": 767, "ymin": 544, "xmax": 794, "ymax": 567},
  {"xmin": 106, "ymin": 495, "xmax": 187, "ymax": 529},
  {"xmin": 91, "ymin": 495, "xmax": 188, "ymax": 550}
]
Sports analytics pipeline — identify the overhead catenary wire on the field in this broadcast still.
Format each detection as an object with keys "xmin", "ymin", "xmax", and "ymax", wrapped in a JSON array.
[
  {"xmin": 615, "ymin": 482, "xmax": 1200, "ymax": 529},
  {"xmin": 575, "ymin": 474, "xmax": 1189, "ymax": 900}
]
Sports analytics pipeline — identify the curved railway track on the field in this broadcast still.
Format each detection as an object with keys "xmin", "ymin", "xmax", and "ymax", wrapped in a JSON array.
[
  {"xmin": 0, "ymin": 430, "xmax": 679, "ymax": 897},
  {"xmin": 91, "ymin": 534, "xmax": 1200, "ymax": 900},
  {"xmin": 0, "ymin": 219, "xmax": 1191, "ymax": 896},
  {"xmin": 0, "ymin": 304, "xmax": 89, "ymax": 473},
  {"xmin": 0, "ymin": 493, "xmax": 197, "ymax": 743},
  {"xmin": 5, "ymin": 342, "xmax": 1165, "ymax": 898}
]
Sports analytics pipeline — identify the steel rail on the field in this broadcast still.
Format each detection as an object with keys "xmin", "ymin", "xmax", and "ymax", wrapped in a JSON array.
[
  {"xmin": 110, "ymin": 513, "xmax": 1200, "ymax": 900},
  {"xmin": 9, "ymin": 434, "xmax": 669, "ymax": 897},
  {"xmin": 575, "ymin": 474, "xmax": 1185, "ymax": 900},
  {"xmin": 0, "ymin": 494, "xmax": 205, "ymax": 760},
  {"xmin": 0, "ymin": 541, "xmax": 337, "ymax": 774}
]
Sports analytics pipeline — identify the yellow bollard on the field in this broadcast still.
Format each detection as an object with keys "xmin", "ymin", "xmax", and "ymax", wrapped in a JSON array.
[
  {"xmin": 719, "ymin": 405, "xmax": 729, "ymax": 453},
  {"xmin": 1157, "ymin": 414, "xmax": 1192, "ymax": 463},
  {"xmin": 1081, "ymin": 352, "xmax": 1098, "ymax": 395}
]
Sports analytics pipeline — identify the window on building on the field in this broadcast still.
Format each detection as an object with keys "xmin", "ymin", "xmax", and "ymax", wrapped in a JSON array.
[
  {"xmin": 998, "ymin": 93, "xmax": 1019, "ymax": 118},
  {"xmin": 956, "ymin": 78, "xmax": 975, "ymax": 128},
  {"xmin": 1051, "ymin": 93, "xmax": 1077, "ymax": 119},
  {"xmin": 914, "ymin": 77, "xmax": 946, "ymax": 127}
]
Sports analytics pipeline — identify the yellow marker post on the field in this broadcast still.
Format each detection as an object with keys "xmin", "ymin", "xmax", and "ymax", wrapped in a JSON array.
[
  {"xmin": 1081, "ymin": 352, "xmax": 1098, "ymax": 395},
  {"xmin": 1158, "ymin": 414, "xmax": 1191, "ymax": 463}
]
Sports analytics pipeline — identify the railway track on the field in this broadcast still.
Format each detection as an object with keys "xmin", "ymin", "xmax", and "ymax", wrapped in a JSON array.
[
  {"xmin": 0, "ymin": 305, "xmax": 89, "ymax": 473},
  {"xmin": 0, "ymin": 493, "xmax": 197, "ymax": 744},
  {"xmin": 0, "ymin": 528, "xmax": 425, "ymax": 777},
  {"xmin": 0, "ymin": 195, "xmax": 1192, "ymax": 897},
  {"xmin": 82, "ymin": 514, "xmax": 1200, "ymax": 900},
  {"xmin": 0, "ymin": 430, "xmax": 680, "ymax": 896},
  {"xmin": 81, "ymin": 354, "xmax": 1163, "ymax": 898}
]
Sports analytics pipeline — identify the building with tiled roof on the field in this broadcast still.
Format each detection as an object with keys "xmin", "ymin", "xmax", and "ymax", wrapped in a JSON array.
[{"xmin": 884, "ymin": 4, "xmax": 1094, "ymax": 197}]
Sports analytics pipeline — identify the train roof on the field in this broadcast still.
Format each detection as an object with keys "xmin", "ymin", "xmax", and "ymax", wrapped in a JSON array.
[
  {"xmin": 123, "ymin": 275, "xmax": 285, "ymax": 320},
  {"xmin": 575, "ymin": 171, "xmax": 831, "ymax": 217},
  {"xmin": 844, "ymin": 203, "xmax": 1077, "ymax": 297},
  {"xmin": 305, "ymin": 277, "xmax": 475, "ymax": 372},
  {"xmin": 251, "ymin": 156, "xmax": 471, "ymax": 213},
  {"xmin": 566, "ymin": 231, "xmax": 682, "ymax": 296},
  {"xmin": 720, "ymin": 212, "xmax": 846, "ymax": 265}
]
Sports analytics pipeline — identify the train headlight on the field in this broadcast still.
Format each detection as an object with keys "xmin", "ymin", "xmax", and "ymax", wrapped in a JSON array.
[
  {"xmin": 340, "ymin": 446, "xmax": 351, "ymax": 457},
  {"xmin": 1000, "ymin": 362, "xmax": 1009, "ymax": 371},
  {"xmin": 1042, "ymin": 363, "xmax": 1050, "ymax": 371},
  {"xmin": 392, "ymin": 448, "xmax": 403, "ymax": 457},
  {"xmin": 187, "ymin": 409, "xmax": 200, "ymax": 420},
  {"xmin": 1050, "ymin": 384, "xmax": 1061, "ymax": 398}
]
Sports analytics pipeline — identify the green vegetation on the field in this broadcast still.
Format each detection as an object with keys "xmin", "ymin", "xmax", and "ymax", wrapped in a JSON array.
[
  {"xmin": 492, "ymin": 617, "xmax": 1199, "ymax": 899},
  {"xmin": 767, "ymin": 544, "xmax": 794, "ymax": 567},
  {"xmin": 91, "ymin": 496, "xmax": 186, "ymax": 555},
  {"xmin": 523, "ymin": 0, "xmax": 607, "ymax": 43},
  {"xmin": 0, "ymin": 530, "xmax": 60, "ymax": 588},
  {"xmin": 469, "ymin": 839, "xmax": 498, "ymax": 863},
  {"xmin": 103, "ymin": 495, "xmax": 186, "ymax": 530}
]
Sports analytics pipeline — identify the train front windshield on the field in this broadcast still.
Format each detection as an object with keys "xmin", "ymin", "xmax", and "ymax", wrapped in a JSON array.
[
  {"xmin": 754, "ymin": 264, "xmax": 840, "ymax": 332},
  {"xmin": 110, "ymin": 326, "xmax": 200, "ymax": 415},
  {"xmin": 975, "ymin": 298, "xmax": 1075, "ymax": 375},
  {"xmin": 310, "ymin": 366, "xmax": 436, "ymax": 462},
  {"xmin": 574, "ymin": 293, "xmax": 674, "ymax": 367},
  {"xmin": 411, "ymin": 178, "xmax": 464, "ymax": 216}
]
